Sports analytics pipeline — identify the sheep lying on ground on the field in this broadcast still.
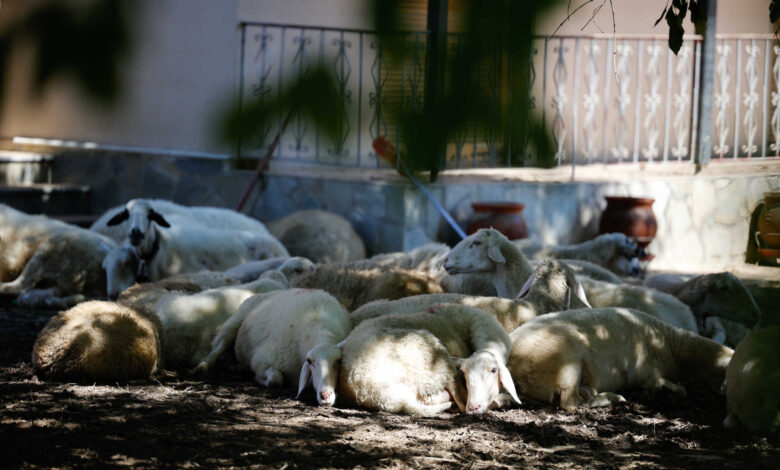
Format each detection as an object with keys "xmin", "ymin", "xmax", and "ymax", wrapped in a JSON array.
[
  {"xmin": 195, "ymin": 288, "xmax": 351, "ymax": 406},
  {"xmin": 445, "ymin": 228, "xmax": 696, "ymax": 332},
  {"xmin": 151, "ymin": 276, "xmax": 289, "ymax": 370},
  {"xmin": 30, "ymin": 271, "xmax": 290, "ymax": 382},
  {"xmin": 346, "ymin": 242, "xmax": 449, "ymax": 273},
  {"xmin": 32, "ymin": 301, "xmax": 162, "ymax": 382},
  {"xmin": 724, "ymin": 324, "xmax": 780, "ymax": 435},
  {"xmin": 0, "ymin": 204, "xmax": 117, "ymax": 308},
  {"xmin": 515, "ymin": 232, "xmax": 647, "ymax": 277},
  {"xmin": 286, "ymin": 265, "xmax": 444, "ymax": 311},
  {"xmin": 350, "ymin": 259, "xmax": 590, "ymax": 332},
  {"xmin": 268, "ymin": 209, "xmax": 366, "ymax": 264},
  {"xmin": 443, "ymin": 228, "xmax": 535, "ymax": 298},
  {"xmin": 92, "ymin": 198, "xmax": 272, "ymax": 250},
  {"xmin": 578, "ymin": 278, "xmax": 698, "ymax": 332},
  {"xmin": 223, "ymin": 257, "xmax": 315, "ymax": 283},
  {"xmin": 115, "ymin": 256, "xmax": 310, "ymax": 310},
  {"xmin": 506, "ymin": 307, "xmax": 734, "ymax": 409},
  {"xmin": 103, "ymin": 224, "xmax": 289, "ymax": 299},
  {"xmin": 542, "ymin": 259, "xmax": 623, "ymax": 284},
  {"xmin": 339, "ymin": 303, "xmax": 521, "ymax": 416},
  {"xmin": 643, "ymin": 272, "xmax": 763, "ymax": 346},
  {"xmin": 345, "ymin": 242, "xmax": 496, "ymax": 297}
]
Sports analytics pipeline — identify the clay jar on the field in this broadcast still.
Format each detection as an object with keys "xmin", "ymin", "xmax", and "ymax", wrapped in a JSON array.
[
  {"xmin": 466, "ymin": 202, "xmax": 528, "ymax": 240},
  {"xmin": 756, "ymin": 191, "xmax": 780, "ymax": 249},
  {"xmin": 598, "ymin": 196, "xmax": 657, "ymax": 248}
]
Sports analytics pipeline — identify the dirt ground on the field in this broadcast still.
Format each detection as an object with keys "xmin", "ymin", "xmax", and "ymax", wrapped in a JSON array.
[{"xmin": 0, "ymin": 300, "xmax": 777, "ymax": 470}]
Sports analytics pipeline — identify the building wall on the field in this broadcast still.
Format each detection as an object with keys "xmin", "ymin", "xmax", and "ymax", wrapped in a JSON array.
[
  {"xmin": 52, "ymin": 149, "xmax": 779, "ymax": 268},
  {"xmin": 0, "ymin": 1, "xmax": 772, "ymax": 157}
]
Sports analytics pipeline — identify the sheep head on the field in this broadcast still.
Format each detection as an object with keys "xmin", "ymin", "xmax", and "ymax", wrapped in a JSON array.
[
  {"xmin": 454, "ymin": 350, "xmax": 521, "ymax": 415},
  {"xmin": 697, "ymin": 272, "xmax": 762, "ymax": 327},
  {"xmin": 444, "ymin": 229, "xmax": 507, "ymax": 275},
  {"xmin": 297, "ymin": 344, "xmax": 342, "ymax": 406},
  {"xmin": 278, "ymin": 257, "xmax": 316, "ymax": 281},
  {"xmin": 600, "ymin": 233, "xmax": 646, "ymax": 277},
  {"xmin": 517, "ymin": 259, "xmax": 591, "ymax": 309},
  {"xmin": 106, "ymin": 199, "xmax": 170, "ymax": 249},
  {"xmin": 102, "ymin": 246, "xmax": 140, "ymax": 300}
]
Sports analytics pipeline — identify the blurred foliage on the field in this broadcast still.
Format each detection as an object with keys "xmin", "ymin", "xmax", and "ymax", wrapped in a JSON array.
[
  {"xmin": 0, "ymin": 0, "xmax": 135, "ymax": 109},
  {"xmin": 372, "ymin": 0, "xmax": 562, "ymax": 178},
  {"xmin": 218, "ymin": 67, "xmax": 347, "ymax": 160},
  {"xmin": 225, "ymin": 0, "xmax": 564, "ymax": 179}
]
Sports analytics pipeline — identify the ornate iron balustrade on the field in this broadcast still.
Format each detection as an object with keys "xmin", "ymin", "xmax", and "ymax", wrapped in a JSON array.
[{"xmin": 237, "ymin": 23, "xmax": 779, "ymax": 169}]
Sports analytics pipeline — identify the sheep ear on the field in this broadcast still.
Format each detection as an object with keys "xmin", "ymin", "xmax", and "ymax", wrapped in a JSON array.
[
  {"xmin": 97, "ymin": 240, "xmax": 113, "ymax": 253},
  {"xmin": 106, "ymin": 208, "xmax": 129, "ymax": 226},
  {"xmin": 296, "ymin": 361, "xmax": 311, "ymax": 399},
  {"xmin": 452, "ymin": 357, "xmax": 465, "ymax": 371},
  {"xmin": 515, "ymin": 272, "xmax": 535, "ymax": 299},
  {"xmin": 574, "ymin": 282, "xmax": 591, "ymax": 308},
  {"xmin": 493, "ymin": 354, "xmax": 521, "ymax": 405},
  {"xmin": 148, "ymin": 209, "xmax": 171, "ymax": 228},
  {"xmin": 487, "ymin": 236, "xmax": 506, "ymax": 264}
]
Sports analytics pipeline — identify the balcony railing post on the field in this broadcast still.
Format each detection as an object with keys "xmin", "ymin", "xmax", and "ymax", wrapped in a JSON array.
[
  {"xmin": 425, "ymin": 0, "xmax": 448, "ymax": 174},
  {"xmin": 694, "ymin": 0, "xmax": 718, "ymax": 169}
]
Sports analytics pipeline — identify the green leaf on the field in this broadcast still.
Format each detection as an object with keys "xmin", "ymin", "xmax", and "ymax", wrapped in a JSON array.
[
  {"xmin": 655, "ymin": 0, "xmax": 672, "ymax": 27},
  {"xmin": 771, "ymin": 0, "xmax": 780, "ymax": 23},
  {"xmin": 665, "ymin": 7, "xmax": 684, "ymax": 55},
  {"xmin": 689, "ymin": 0, "xmax": 708, "ymax": 35}
]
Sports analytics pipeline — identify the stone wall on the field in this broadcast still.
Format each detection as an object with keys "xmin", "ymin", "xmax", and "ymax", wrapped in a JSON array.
[{"xmin": 52, "ymin": 151, "xmax": 779, "ymax": 268}]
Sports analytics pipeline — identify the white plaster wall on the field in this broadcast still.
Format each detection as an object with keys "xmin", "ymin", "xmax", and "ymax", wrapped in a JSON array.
[
  {"xmin": 0, "ymin": 0, "xmax": 772, "ymax": 157},
  {"xmin": 0, "ymin": 0, "xmax": 372, "ymax": 156},
  {"xmin": 538, "ymin": 0, "xmax": 774, "ymax": 36}
]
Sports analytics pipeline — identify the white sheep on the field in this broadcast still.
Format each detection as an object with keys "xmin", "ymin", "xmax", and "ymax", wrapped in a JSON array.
[
  {"xmin": 114, "ymin": 256, "xmax": 311, "ymax": 310},
  {"xmin": 103, "ymin": 224, "xmax": 289, "ymax": 299},
  {"xmin": 443, "ymin": 228, "xmax": 535, "ymax": 298},
  {"xmin": 0, "ymin": 204, "xmax": 116, "ymax": 308},
  {"xmin": 543, "ymin": 259, "xmax": 623, "ymax": 284},
  {"xmin": 32, "ymin": 300, "xmax": 162, "ymax": 382},
  {"xmin": 643, "ymin": 272, "xmax": 763, "ymax": 346},
  {"xmin": 515, "ymin": 232, "xmax": 647, "ymax": 277},
  {"xmin": 150, "ymin": 276, "xmax": 288, "ymax": 370},
  {"xmin": 30, "ymin": 275, "xmax": 288, "ymax": 382},
  {"xmin": 195, "ymin": 288, "xmax": 352, "ymax": 406},
  {"xmin": 338, "ymin": 303, "xmax": 521, "ymax": 416},
  {"xmin": 268, "ymin": 209, "xmax": 366, "ymax": 264},
  {"xmin": 223, "ymin": 256, "xmax": 315, "ymax": 283},
  {"xmin": 444, "ymin": 228, "xmax": 697, "ymax": 332},
  {"xmin": 287, "ymin": 265, "xmax": 444, "ymax": 311},
  {"xmin": 723, "ymin": 324, "xmax": 780, "ymax": 435},
  {"xmin": 344, "ymin": 242, "xmax": 496, "ymax": 297},
  {"xmin": 578, "ymin": 277, "xmax": 698, "ymax": 332},
  {"xmin": 505, "ymin": 307, "xmax": 734, "ymax": 409},
  {"xmin": 350, "ymin": 259, "xmax": 591, "ymax": 332},
  {"xmin": 92, "ymin": 198, "xmax": 272, "ymax": 250}
]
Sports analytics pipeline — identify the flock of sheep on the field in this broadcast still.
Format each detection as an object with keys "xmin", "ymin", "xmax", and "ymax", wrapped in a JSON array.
[{"xmin": 0, "ymin": 199, "xmax": 776, "ymax": 436}]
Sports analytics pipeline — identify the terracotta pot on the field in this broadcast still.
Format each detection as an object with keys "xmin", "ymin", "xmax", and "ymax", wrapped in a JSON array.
[
  {"xmin": 466, "ymin": 202, "xmax": 528, "ymax": 240},
  {"xmin": 757, "ymin": 191, "xmax": 780, "ymax": 248},
  {"xmin": 598, "ymin": 196, "xmax": 657, "ymax": 248}
]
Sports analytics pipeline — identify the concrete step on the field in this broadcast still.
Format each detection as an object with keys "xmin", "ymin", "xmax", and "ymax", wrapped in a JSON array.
[
  {"xmin": 0, "ymin": 183, "xmax": 94, "ymax": 226},
  {"xmin": 0, "ymin": 151, "xmax": 53, "ymax": 185}
]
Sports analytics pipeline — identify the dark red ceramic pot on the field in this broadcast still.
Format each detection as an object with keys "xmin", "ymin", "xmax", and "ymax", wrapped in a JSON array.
[
  {"xmin": 466, "ymin": 202, "xmax": 528, "ymax": 240},
  {"xmin": 598, "ymin": 196, "xmax": 657, "ymax": 248}
]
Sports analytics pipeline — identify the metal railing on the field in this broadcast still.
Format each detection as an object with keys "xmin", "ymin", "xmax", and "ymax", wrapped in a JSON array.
[{"xmin": 237, "ymin": 22, "xmax": 779, "ymax": 169}]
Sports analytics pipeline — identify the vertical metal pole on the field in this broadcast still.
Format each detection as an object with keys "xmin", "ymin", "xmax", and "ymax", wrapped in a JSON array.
[
  {"xmin": 237, "ymin": 24, "xmax": 247, "ymax": 159},
  {"xmin": 694, "ymin": 0, "xmax": 717, "ymax": 170},
  {"xmin": 633, "ymin": 39, "xmax": 645, "ymax": 164},
  {"xmin": 358, "ymin": 32, "xmax": 364, "ymax": 165},
  {"xmin": 762, "ymin": 38, "xmax": 770, "ymax": 158},
  {"xmin": 425, "ymin": 0, "xmax": 449, "ymax": 172}
]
